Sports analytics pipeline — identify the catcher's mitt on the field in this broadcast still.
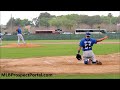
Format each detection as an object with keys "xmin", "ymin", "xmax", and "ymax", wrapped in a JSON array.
[{"xmin": 76, "ymin": 54, "xmax": 82, "ymax": 60}]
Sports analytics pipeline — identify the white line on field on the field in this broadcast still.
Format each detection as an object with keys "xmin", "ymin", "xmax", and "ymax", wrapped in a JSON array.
[
  {"xmin": 43, "ymin": 61, "xmax": 57, "ymax": 66},
  {"xmin": 44, "ymin": 61, "xmax": 52, "ymax": 64}
]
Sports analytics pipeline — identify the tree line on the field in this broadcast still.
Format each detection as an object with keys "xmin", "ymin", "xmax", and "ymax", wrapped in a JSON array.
[{"xmin": 6, "ymin": 12, "xmax": 120, "ymax": 31}]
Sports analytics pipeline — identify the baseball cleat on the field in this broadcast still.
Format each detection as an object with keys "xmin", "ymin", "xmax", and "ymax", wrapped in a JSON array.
[{"xmin": 92, "ymin": 60, "xmax": 102, "ymax": 65}]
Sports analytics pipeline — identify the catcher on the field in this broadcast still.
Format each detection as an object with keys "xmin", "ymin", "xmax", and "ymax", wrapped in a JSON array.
[{"xmin": 76, "ymin": 32, "xmax": 108, "ymax": 65}]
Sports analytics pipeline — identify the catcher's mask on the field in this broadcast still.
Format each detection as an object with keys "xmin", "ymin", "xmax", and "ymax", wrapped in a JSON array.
[{"xmin": 86, "ymin": 32, "xmax": 91, "ymax": 37}]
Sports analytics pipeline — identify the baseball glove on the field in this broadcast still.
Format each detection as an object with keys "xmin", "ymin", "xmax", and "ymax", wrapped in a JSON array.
[
  {"xmin": 76, "ymin": 54, "xmax": 82, "ymax": 60},
  {"xmin": 16, "ymin": 29, "xmax": 18, "ymax": 31}
]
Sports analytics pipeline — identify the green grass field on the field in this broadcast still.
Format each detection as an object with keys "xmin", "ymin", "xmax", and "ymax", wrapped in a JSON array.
[
  {"xmin": 0, "ymin": 73, "xmax": 119, "ymax": 79},
  {"xmin": 0, "ymin": 40, "xmax": 119, "ymax": 58},
  {"xmin": 0, "ymin": 40, "xmax": 120, "ymax": 79},
  {"xmin": 1, "ymin": 39, "xmax": 120, "ymax": 44}
]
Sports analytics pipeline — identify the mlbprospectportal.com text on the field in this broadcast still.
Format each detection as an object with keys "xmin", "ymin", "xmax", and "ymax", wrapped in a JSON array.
[{"xmin": 0, "ymin": 73, "xmax": 53, "ymax": 77}]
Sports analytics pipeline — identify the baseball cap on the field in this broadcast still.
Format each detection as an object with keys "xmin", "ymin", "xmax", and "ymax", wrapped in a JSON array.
[{"xmin": 86, "ymin": 32, "xmax": 91, "ymax": 36}]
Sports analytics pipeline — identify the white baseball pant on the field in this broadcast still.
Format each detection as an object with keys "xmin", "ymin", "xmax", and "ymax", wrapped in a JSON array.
[
  {"xmin": 83, "ymin": 50, "xmax": 96, "ymax": 62},
  {"xmin": 0, "ymin": 38, "xmax": 2, "ymax": 45},
  {"xmin": 17, "ymin": 34, "xmax": 26, "ymax": 44}
]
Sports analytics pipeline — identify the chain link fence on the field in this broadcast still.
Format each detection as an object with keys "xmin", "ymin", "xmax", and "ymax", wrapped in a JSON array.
[{"xmin": 2, "ymin": 33, "xmax": 120, "ymax": 40}]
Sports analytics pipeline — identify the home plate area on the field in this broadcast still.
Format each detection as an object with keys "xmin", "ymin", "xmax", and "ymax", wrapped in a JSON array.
[{"xmin": 0, "ymin": 53, "xmax": 119, "ymax": 74}]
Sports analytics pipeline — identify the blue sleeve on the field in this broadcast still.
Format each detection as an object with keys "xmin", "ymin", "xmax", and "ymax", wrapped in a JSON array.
[
  {"xmin": 92, "ymin": 38, "xmax": 97, "ymax": 44},
  {"xmin": 79, "ymin": 39, "xmax": 84, "ymax": 47}
]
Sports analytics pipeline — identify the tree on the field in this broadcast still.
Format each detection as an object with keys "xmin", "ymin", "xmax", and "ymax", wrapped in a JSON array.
[
  {"xmin": 14, "ymin": 18, "xmax": 21, "ymax": 26},
  {"xmin": 63, "ymin": 19, "xmax": 75, "ymax": 30},
  {"xmin": 60, "ymin": 16, "xmax": 76, "ymax": 31},
  {"xmin": 97, "ymin": 26, "xmax": 100, "ymax": 29},
  {"xmin": 65, "ymin": 14, "xmax": 79, "ymax": 21},
  {"xmin": 48, "ymin": 17, "xmax": 62, "ymax": 28},
  {"xmin": 32, "ymin": 17, "xmax": 39, "ymax": 27},
  {"xmin": 66, "ymin": 14, "xmax": 80, "ymax": 28},
  {"xmin": 32, "ymin": 17, "xmax": 38, "ymax": 26},
  {"xmin": 34, "ymin": 12, "xmax": 55, "ymax": 27},
  {"xmin": 79, "ymin": 15, "xmax": 102, "ymax": 28},
  {"xmin": 21, "ymin": 19, "xmax": 32, "ymax": 26},
  {"xmin": 108, "ymin": 13, "xmax": 113, "ymax": 31},
  {"xmin": 79, "ymin": 15, "xmax": 89, "ymax": 24},
  {"xmin": 40, "ymin": 17, "xmax": 50, "ymax": 28},
  {"xmin": 7, "ymin": 18, "xmax": 33, "ymax": 27},
  {"xmin": 39, "ymin": 12, "xmax": 55, "ymax": 18},
  {"xmin": 101, "ymin": 16, "xmax": 110, "ymax": 24},
  {"xmin": 116, "ymin": 16, "xmax": 120, "ymax": 23},
  {"xmin": 87, "ymin": 15, "xmax": 102, "ymax": 28},
  {"xmin": 6, "ymin": 17, "xmax": 15, "ymax": 27},
  {"xmin": 108, "ymin": 13, "xmax": 112, "ymax": 24}
]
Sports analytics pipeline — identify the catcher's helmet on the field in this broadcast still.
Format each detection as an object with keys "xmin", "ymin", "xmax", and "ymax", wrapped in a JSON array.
[{"xmin": 86, "ymin": 32, "xmax": 91, "ymax": 36}]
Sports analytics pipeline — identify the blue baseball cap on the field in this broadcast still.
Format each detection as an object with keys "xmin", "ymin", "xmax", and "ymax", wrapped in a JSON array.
[{"xmin": 86, "ymin": 32, "xmax": 91, "ymax": 36}]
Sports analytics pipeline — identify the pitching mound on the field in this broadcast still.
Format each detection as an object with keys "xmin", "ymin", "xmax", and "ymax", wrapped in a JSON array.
[
  {"xmin": 0, "ymin": 53, "xmax": 119, "ymax": 74},
  {"xmin": 0, "ymin": 43, "xmax": 40, "ymax": 48}
]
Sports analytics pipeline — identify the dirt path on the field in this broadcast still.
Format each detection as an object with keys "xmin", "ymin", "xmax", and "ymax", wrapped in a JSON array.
[
  {"xmin": 0, "ymin": 41, "xmax": 120, "ymax": 48},
  {"xmin": 0, "ymin": 42, "xmax": 119, "ymax": 74},
  {"xmin": 0, "ymin": 43, "xmax": 40, "ymax": 48},
  {"xmin": 0, "ymin": 53, "xmax": 120, "ymax": 74}
]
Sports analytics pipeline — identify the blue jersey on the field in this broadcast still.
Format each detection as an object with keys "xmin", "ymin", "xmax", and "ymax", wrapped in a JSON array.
[
  {"xmin": 79, "ymin": 38, "xmax": 97, "ymax": 51},
  {"xmin": 17, "ymin": 27, "xmax": 22, "ymax": 34}
]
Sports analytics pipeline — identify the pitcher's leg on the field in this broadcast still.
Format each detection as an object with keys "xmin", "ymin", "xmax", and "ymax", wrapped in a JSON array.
[
  {"xmin": 17, "ymin": 35, "xmax": 20, "ymax": 44},
  {"xmin": 20, "ymin": 34, "xmax": 26, "ymax": 44},
  {"xmin": 0, "ymin": 38, "xmax": 2, "ymax": 45}
]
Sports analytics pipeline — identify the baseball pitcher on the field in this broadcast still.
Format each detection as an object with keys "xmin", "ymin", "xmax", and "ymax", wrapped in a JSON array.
[
  {"xmin": 76, "ymin": 32, "xmax": 108, "ymax": 65},
  {"xmin": 0, "ymin": 34, "xmax": 3, "ymax": 45},
  {"xmin": 16, "ymin": 25, "xmax": 26, "ymax": 45}
]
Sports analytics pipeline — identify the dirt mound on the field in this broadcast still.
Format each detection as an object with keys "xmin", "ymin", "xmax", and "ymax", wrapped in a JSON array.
[
  {"xmin": 0, "ymin": 43, "xmax": 40, "ymax": 48},
  {"xmin": 0, "ymin": 53, "xmax": 120, "ymax": 74}
]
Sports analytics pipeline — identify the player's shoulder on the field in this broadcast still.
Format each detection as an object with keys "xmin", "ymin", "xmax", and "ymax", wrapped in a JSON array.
[
  {"xmin": 80, "ymin": 38, "xmax": 87, "ymax": 43},
  {"xmin": 90, "ymin": 38, "xmax": 96, "ymax": 40},
  {"xmin": 80, "ymin": 38, "xmax": 85, "ymax": 41},
  {"xmin": 81, "ymin": 38, "xmax": 86, "ymax": 40}
]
